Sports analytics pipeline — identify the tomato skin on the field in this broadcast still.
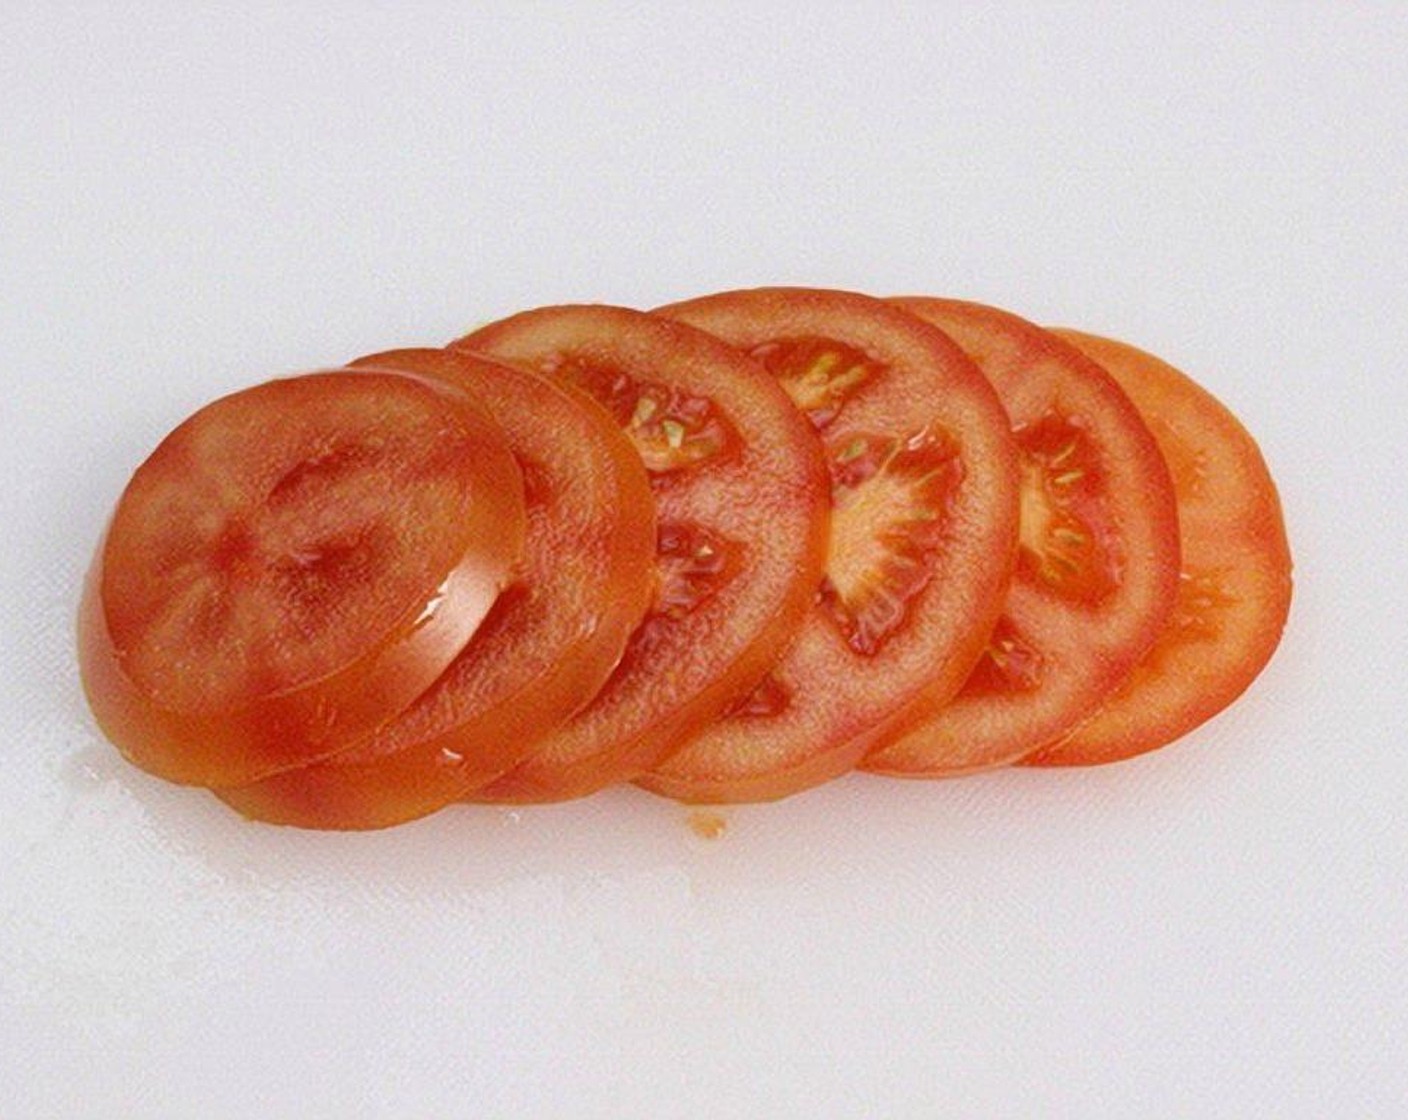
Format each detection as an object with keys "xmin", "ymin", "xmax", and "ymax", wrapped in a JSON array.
[
  {"xmin": 864, "ymin": 300, "xmax": 1181, "ymax": 776},
  {"xmin": 1022, "ymin": 330, "xmax": 1292, "ymax": 766},
  {"xmin": 78, "ymin": 370, "xmax": 526, "ymax": 789},
  {"xmin": 215, "ymin": 349, "xmax": 657, "ymax": 828},
  {"xmin": 452, "ymin": 304, "xmax": 832, "ymax": 803},
  {"xmin": 639, "ymin": 288, "xmax": 1021, "ymax": 803}
]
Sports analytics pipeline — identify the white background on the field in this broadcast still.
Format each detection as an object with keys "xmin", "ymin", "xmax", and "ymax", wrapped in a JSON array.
[{"xmin": 3, "ymin": 4, "xmax": 1406, "ymax": 1117}]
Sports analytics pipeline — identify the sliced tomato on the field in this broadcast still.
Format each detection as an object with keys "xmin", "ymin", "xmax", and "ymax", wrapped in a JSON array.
[
  {"xmin": 450, "ymin": 304, "xmax": 832, "ymax": 802},
  {"xmin": 638, "ymin": 288, "xmax": 1020, "ymax": 803},
  {"xmin": 216, "ymin": 349, "xmax": 657, "ymax": 828},
  {"xmin": 864, "ymin": 299, "xmax": 1180, "ymax": 776},
  {"xmin": 1022, "ymin": 330, "xmax": 1292, "ymax": 766},
  {"xmin": 78, "ymin": 370, "xmax": 526, "ymax": 788}
]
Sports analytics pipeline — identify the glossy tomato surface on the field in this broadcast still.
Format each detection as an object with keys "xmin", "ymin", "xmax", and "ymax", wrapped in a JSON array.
[
  {"xmin": 641, "ymin": 288, "xmax": 1020, "ymax": 802},
  {"xmin": 1023, "ymin": 330, "xmax": 1292, "ymax": 766},
  {"xmin": 865, "ymin": 299, "xmax": 1180, "ymax": 776},
  {"xmin": 452, "ymin": 304, "xmax": 832, "ymax": 802},
  {"xmin": 217, "ymin": 349, "xmax": 656, "ymax": 827},
  {"xmin": 78, "ymin": 370, "xmax": 526, "ymax": 787}
]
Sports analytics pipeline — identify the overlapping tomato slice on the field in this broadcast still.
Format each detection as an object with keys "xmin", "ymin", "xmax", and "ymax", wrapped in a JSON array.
[
  {"xmin": 78, "ymin": 370, "xmax": 527, "ymax": 788},
  {"xmin": 77, "ymin": 289, "xmax": 1291, "ymax": 824},
  {"xmin": 864, "ymin": 299, "xmax": 1180, "ymax": 777},
  {"xmin": 450, "ymin": 305, "xmax": 832, "ymax": 802},
  {"xmin": 639, "ymin": 288, "xmax": 1020, "ymax": 802},
  {"xmin": 1022, "ymin": 331, "xmax": 1292, "ymax": 766},
  {"xmin": 216, "ymin": 349, "xmax": 657, "ymax": 828}
]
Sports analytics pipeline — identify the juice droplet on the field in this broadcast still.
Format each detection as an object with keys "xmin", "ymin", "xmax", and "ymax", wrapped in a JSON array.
[{"xmin": 687, "ymin": 810, "xmax": 727, "ymax": 840}]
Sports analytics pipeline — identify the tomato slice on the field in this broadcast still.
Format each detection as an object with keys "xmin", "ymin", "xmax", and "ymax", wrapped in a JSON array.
[
  {"xmin": 78, "ymin": 370, "xmax": 526, "ymax": 788},
  {"xmin": 450, "ymin": 304, "xmax": 832, "ymax": 802},
  {"xmin": 864, "ymin": 299, "xmax": 1180, "ymax": 776},
  {"xmin": 1022, "ymin": 331, "xmax": 1292, "ymax": 766},
  {"xmin": 215, "ymin": 349, "xmax": 657, "ymax": 827},
  {"xmin": 638, "ymin": 288, "xmax": 1020, "ymax": 802}
]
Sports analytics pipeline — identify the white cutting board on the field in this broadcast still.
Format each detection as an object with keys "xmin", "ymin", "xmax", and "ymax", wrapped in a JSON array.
[{"xmin": 3, "ymin": 5, "xmax": 1405, "ymax": 1117}]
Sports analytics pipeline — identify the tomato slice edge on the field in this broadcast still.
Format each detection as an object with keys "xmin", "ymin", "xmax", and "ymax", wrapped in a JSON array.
[
  {"xmin": 862, "ymin": 298, "xmax": 1181, "ymax": 776},
  {"xmin": 1021, "ymin": 328, "xmax": 1292, "ymax": 766}
]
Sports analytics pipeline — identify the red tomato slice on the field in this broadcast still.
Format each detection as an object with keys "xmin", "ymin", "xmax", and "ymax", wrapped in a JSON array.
[
  {"xmin": 638, "ymin": 288, "xmax": 1020, "ymax": 803},
  {"xmin": 78, "ymin": 370, "xmax": 526, "ymax": 788},
  {"xmin": 451, "ymin": 305, "xmax": 832, "ymax": 802},
  {"xmin": 216, "ymin": 349, "xmax": 657, "ymax": 827},
  {"xmin": 1022, "ymin": 330, "xmax": 1292, "ymax": 766},
  {"xmin": 864, "ymin": 299, "xmax": 1180, "ymax": 776}
]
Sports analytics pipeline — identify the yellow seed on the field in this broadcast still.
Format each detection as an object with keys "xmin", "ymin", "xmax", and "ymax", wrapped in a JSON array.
[
  {"xmin": 1049, "ymin": 441, "xmax": 1078, "ymax": 466},
  {"xmin": 838, "ymin": 438, "xmax": 867, "ymax": 462},
  {"xmin": 831, "ymin": 365, "xmax": 870, "ymax": 393},
  {"xmin": 804, "ymin": 353, "xmax": 842, "ymax": 383}
]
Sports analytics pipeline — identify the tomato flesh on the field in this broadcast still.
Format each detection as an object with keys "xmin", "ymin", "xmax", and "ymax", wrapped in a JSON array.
[
  {"xmin": 450, "ymin": 305, "xmax": 832, "ymax": 802},
  {"xmin": 1022, "ymin": 330, "xmax": 1292, "ymax": 766},
  {"xmin": 78, "ymin": 370, "xmax": 526, "ymax": 787},
  {"xmin": 639, "ymin": 288, "xmax": 1020, "ymax": 803},
  {"xmin": 215, "ymin": 349, "xmax": 656, "ymax": 827},
  {"xmin": 864, "ymin": 299, "xmax": 1180, "ymax": 776}
]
